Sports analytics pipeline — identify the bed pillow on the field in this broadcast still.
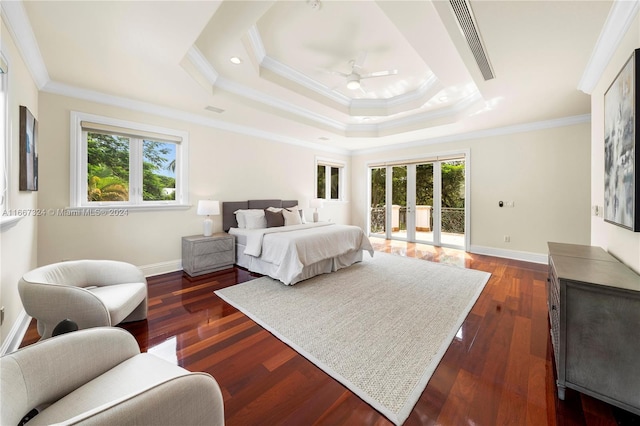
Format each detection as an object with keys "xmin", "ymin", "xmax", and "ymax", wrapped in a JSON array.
[
  {"xmin": 287, "ymin": 205, "xmax": 306, "ymax": 224},
  {"xmin": 234, "ymin": 209, "xmax": 266, "ymax": 229},
  {"xmin": 265, "ymin": 209, "xmax": 284, "ymax": 227},
  {"xmin": 283, "ymin": 207, "xmax": 303, "ymax": 226},
  {"xmin": 234, "ymin": 209, "xmax": 248, "ymax": 228},
  {"xmin": 243, "ymin": 210, "xmax": 267, "ymax": 229}
]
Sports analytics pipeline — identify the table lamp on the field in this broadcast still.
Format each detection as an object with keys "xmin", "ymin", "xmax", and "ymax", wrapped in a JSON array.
[
  {"xmin": 309, "ymin": 198, "xmax": 324, "ymax": 222},
  {"xmin": 197, "ymin": 200, "xmax": 220, "ymax": 236}
]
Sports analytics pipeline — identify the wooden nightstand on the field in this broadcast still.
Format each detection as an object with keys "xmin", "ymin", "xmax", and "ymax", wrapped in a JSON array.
[{"xmin": 182, "ymin": 233, "xmax": 235, "ymax": 277}]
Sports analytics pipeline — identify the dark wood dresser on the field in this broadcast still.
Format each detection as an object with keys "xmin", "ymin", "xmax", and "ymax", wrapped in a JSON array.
[{"xmin": 547, "ymin": 242, "xmax": 640, "ymax": 415}]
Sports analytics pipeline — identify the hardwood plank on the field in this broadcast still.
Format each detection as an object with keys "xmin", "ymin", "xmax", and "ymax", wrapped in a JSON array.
[{"xmin": 18, "ymin": 240, "xmax": 640, "ymax": 425}]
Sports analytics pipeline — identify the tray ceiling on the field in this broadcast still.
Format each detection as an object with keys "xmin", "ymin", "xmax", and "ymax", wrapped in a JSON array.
[{"xmin": 12, "ymin": 0, "xmax": 614, "ymax": 151}]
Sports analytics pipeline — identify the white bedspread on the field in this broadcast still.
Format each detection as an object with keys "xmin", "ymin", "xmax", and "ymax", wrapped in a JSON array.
[{"xmin": 229, "ymin": 223, "xmax": 374, "ymax": 284}]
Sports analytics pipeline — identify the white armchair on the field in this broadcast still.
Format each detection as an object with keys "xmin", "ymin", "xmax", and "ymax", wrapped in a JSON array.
[
  {"xmin": 0, "ymin": 327, "xmax": 224, "ymax": 425},
  {"xmin": 18, "ymin": 260, "xmax": 148, "ymax": 339}
]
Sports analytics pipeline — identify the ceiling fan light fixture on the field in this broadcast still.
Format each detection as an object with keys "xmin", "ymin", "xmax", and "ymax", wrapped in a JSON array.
[
  {"xmin": 346, "ymin": 74, "xmax": 360, "ymax": 90},
  {"xmin": 347, "ymin": 80, "xmax": 361, "ymax": 90}
]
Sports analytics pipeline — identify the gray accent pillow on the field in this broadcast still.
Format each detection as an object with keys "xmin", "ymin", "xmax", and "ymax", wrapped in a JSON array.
[{"xmin": 265, "ymin": 209, "xmax": 284, "ymax": 227}]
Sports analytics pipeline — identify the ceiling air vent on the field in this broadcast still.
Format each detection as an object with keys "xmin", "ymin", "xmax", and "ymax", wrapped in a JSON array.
[
  {"xmin": 449, "ymin": 0, "xmax": 495, "ymax": 81},
  {"xmin": 205, "ymin": 105, "xmax": 225, "ymax": 114}
]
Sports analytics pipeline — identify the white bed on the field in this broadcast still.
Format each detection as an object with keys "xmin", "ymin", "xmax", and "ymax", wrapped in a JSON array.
[{"xmin": 223, "ymin": 200, "xmax": 373, "ymax": 285}]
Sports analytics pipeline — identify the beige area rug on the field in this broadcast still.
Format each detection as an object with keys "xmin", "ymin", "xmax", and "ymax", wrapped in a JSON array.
[{"xmin": 215, "ymin": 252, "xmax": 491, "ymax": 425}]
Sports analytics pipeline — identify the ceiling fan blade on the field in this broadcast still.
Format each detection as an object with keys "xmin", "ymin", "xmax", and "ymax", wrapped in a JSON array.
[
  {"xmin": 360, "ymin": 69, "xmax": 399, "ymax": 79},
  {"xmin": 352, "ymin": 51, "xmax": 367, "ymax": 73},
  {"xmin": 328, "ymin": 70, "xmax": 350, "ymax": 77}
]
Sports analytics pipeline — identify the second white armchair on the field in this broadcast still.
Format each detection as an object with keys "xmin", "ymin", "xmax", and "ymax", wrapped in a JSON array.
[{"xmin": 19, "ymin": 259, "xmax": 148, "ymax": 339}]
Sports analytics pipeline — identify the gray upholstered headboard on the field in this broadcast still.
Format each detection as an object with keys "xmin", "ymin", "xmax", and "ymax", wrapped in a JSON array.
[{"xmin": 222, "ymin": 199, "xmax": 298, "ymax": 232}]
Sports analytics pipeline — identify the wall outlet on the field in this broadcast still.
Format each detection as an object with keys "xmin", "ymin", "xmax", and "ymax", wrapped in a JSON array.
[
  {"xmin": 592, "ymin": 205, "xmax": 604, "ymax": 218},
  {"xmin": 504, "ymin": 235, "xmax": 510, "ymax": 243}
]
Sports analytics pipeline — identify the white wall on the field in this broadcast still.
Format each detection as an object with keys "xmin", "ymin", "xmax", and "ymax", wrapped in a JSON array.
[
  {"xmin": 36, "ymin": 92, "xmax": 351, "ymax": 271},
  {"xmin": 0, "ymin": 18, "xmax": 40, "ymax": 349},
  {"xmin": 351, "ymin": 122, "xmax": 592, "ymax": 259},
  {"xmin": 590, "ymin": 14, "xmax": 640, "ymax": 273}
]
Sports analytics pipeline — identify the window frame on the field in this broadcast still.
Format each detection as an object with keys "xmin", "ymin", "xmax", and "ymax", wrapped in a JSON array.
[
  {"xmin": 0, "ymin": 52, "xmax": 22, "ymax": 230},
  {"xmin": 1, "ymin": 53, "xmax": 8, "ymax": 213},
  {"xmin": 70, "ymin": 111, "xmax": 189, "ymax": 211},
  {"xmin": 315, "ymin": 156, "xmax": 346, "ymax": 202}
]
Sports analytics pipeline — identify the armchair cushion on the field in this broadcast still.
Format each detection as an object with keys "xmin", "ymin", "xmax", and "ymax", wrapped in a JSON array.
[
  {"xmin": 19, "ymin": 260, "xmax": 148, "ymax": 339},
  {"xmin": 1, "ymin": 328, "xmax": 224, "ymax": 426},
  {"xmin": 87, "ymin": 282, "xmax": 146, "ymax": 325}
]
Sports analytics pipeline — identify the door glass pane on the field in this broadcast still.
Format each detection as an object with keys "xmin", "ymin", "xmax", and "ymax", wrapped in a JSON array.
[
  {"xmin": 415, "ymin": 163, "xmax": 434, "ymax": 243},
  {"xmin": 143, "ymin": 140, "xmax": 176, "ymax": 201},
  {"xmin": 392, "ymin": 165, "xmax": 407, "ymax": 239},
  {"xmin": 370, "ymin": 167, "xmax": 386, "ymax": 235},
  {"xmin": 87, "ymin": 132, "xmax": 129, "ymax": 202},
  {"xmin": 441, "ymin": 160, "xmax": 465, "ymax": 247}
]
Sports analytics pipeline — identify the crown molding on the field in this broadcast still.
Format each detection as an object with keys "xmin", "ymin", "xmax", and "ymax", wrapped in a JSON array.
[
  {"xmin": 376, "ymin": 91, "xmax": 482, "ymax": 131},
  {"xmin": 187, "ymin": 42, "xmax": 482, "ymax": 137},
  {"xmin": 185, "ymin": 46, "xmax": 219, "ymax": 86},
  {"xmin": 246, "ymin": 25, "xmax": 452, "ymax": 117},
  {"xmin": 42, "ymin": 81, "xmax": 350, "ymax": 155},
  {"xmin": 1, "ymin": 0, "xmax": 50, "ymax": 89},
  {"xmin": 352, "ymin": 114, "xmax": 591, "ymax": 155},
  {"xmin": 577, "ymin": 0, "xmax": 640, "ymax": 94},
  {"xmin": 215, "ymin": 77, "xmax": 348, "ymax": 132}
]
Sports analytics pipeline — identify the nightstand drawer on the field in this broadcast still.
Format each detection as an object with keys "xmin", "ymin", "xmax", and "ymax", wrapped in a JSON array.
[
  {"xmin": 192, "ymin": 238, "xmax": 233, "ymax": 255},
  {"xmin": 192, "ymin": 250, "xmax": 234, "ymax": 271}
]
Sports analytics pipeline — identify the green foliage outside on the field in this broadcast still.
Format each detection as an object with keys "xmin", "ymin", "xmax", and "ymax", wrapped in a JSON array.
[
  {"xmin": 370, "ymin": 161, "xmax": 465, "ymax": 208},
  {"xmin": 370, "ymin": 161, "xmax": 466, "ymax": 234},
  {"xmin": 87, "ymin": 133, "xmax": 176, "ymax": 202}
]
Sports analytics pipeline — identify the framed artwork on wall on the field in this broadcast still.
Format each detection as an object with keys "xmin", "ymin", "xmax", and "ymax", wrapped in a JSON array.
[
  {"xmin": 19, "ymin": 105, "xmax": 38, "ymax": 191},
  {"xmin": 604, "ymin": 49, "xmax": 640, "ymax": 232}
]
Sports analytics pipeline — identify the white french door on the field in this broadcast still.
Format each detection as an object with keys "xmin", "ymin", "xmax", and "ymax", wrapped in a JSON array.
[{"xmin": 368, "ymin": 153, "xmax": 468, "ymax": 250}]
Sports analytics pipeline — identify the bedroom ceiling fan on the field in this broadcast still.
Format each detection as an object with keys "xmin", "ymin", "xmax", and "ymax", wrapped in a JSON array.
[{"xmin": 329, "ymin": 52, "xmax": 398, "ymax": 91}]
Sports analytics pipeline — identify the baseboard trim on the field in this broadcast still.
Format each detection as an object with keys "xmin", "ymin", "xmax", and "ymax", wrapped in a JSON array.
[
  {"xmin": 469, "ymin": 245, "xmax": 548, "ymax": 264},
  {"xmin": 139, "ymin": 259, "xmax": 183, "ymax": 277},
  {"xmin": 1, "ymin": 310, "xmax": 31, "ymax": 355}
]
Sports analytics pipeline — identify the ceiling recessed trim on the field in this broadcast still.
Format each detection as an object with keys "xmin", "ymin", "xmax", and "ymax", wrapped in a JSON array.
[
  {"xmin": 185, "ymin": 46, "xmax": 219, "ymax": 87},
  {"xmin": 246, "ymin": 24, "xmax": 267, "ymax": 63},
  {"xmin": 214, "ymin": 77, "xmax": 347, "ymax": 132},
  {"xmin": 377, "ymin": 91, "xmax": 483, "ymax": 131},
  {"xmin": 247, "ymin": 26, "xmax": 455, "ymax": 116},
  {"xmin": 259, "ymin": 54, "xmax": 351, "ymax": 105}
]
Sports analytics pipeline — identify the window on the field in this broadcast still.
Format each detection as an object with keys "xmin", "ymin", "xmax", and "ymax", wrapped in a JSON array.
[
  {"xmin": 315, "ymin": 157, "xmax": 345, "ymax": 201},
  {"xmin": 70, "ymin": 112, "xmax": 188, "ymax": 210}
]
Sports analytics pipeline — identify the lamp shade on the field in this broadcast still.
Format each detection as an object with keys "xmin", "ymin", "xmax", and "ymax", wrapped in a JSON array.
[
  {"xmin": 197, "ymin": 200, "xmax": 220, "ymax": 216},
  {"xmin": 309, "ymin": 198, "xmax": 324, "ymax": 209}
]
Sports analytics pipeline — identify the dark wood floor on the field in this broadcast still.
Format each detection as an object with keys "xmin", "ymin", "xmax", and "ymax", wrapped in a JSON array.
[{"xmin": 21, "ymin": 240, "xmax": 640, "ymax": 425}]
